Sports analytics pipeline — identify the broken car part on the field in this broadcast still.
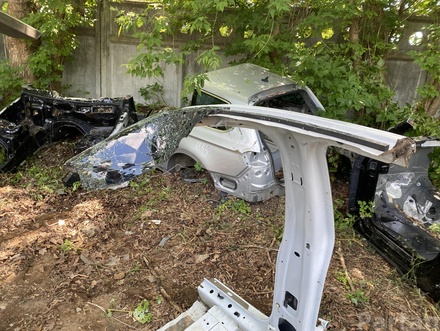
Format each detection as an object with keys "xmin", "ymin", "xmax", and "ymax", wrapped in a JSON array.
[
  {"xmin": 65, "ymin": 104, "xmax": 413, "ymax": 330},
  {"xmin": 163, "ymin": 63, "xmax": 325, "ymax": 202},
  {"xmin": 0, "ymin": 87, "xmax": 137, "ymax": 172},
  {"xmin": 350, "ymin": 136, "xmax": 440, "ymax": 301}
]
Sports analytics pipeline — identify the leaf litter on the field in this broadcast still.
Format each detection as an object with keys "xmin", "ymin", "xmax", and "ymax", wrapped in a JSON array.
[{"xmin": 0, "ymin": 142, "xmax": 439, "ymax": 330}]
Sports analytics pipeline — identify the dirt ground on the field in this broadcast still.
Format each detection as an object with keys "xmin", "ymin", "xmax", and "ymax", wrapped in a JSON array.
[{"xmin": 1, "ymin": 142, "xmax": 440, "ymax": 331}]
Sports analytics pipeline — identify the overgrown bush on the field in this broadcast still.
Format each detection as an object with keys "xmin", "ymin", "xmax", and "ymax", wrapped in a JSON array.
[
  {"xmin": 28, "ymin": 0, "xmax": 97, "ymax": 90},
  {"xmin": 0, "ymin": 60, "xmax": 24, "ymax": 109},
  {"xmin": 114, "ymin": 1, "xmax": 439, "ymax": 131}
]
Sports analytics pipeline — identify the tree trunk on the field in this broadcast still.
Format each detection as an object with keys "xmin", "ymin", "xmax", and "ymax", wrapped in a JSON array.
[
  {"xmin": 426, "ymin": 81, "xmax": 440, "ymax": 116},
  {"xmin": 349, "ymin": 1, "xmax": 360, "ymax": 69},
  {"xmin": 5, "ymin": 0, "xmax": 37, "ymax": 83}
]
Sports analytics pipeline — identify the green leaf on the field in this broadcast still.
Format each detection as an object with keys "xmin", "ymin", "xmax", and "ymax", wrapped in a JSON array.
[{"xmin": 133, "ymin": 300, "xmax": 153, "ymax": 324}]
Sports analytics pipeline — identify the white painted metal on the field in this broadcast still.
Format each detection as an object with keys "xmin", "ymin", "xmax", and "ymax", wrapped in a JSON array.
[{"xmin": 160, "ymin": 104, "xmax": 414, "ymax": 331}]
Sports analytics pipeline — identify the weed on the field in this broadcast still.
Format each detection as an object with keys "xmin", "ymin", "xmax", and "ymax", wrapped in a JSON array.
[
  {"xmin": 346, "ymin": 289, "xmax": 369, "ymax": 306},
  {"xmin": 335, "ymin": 271, "xmax": 350, "ymax": 289},
  {"xmin": 334, "ymin": 199, "xmax": 373, "ymax": 231},
  {"xmin": 131, "ymin": 205, "xmax": 155, "ymax": 222},
  {"xmin": 139, "ymin": 82, "xmax": 165, "ymax": 106},
  {"xmin": 402, "ymin": 253, "xmax": 426, "ymax": 285},
  {"xmin": 72, "ymin": 181, "xmax": 81, "ymax": 192},
  {"xmin": 10, "ymin": 172, "xmax": 23, "ymax": 184},
  {"xmin": 327, "ymin": 148, "xmax": 342, "ymax": 177},
  {"xmin": 194, "ymin": 161, "xmax": 203, "ymax": 172},
  {"xmin": 130, "ymin": 176, "xmax": 151, "ymax": 190},
  {"xmin": 429, "ymin": 223, "xmax": 440, "ymax": 234},
  {"xmin": 60, "ymin": 239, "xmax": 77, "ymax": 253},
  {"xmin": 129, "ymin": 265, "xmax": 142, "ymax": 273},
  {"xmin": 23, "ymin": 163, "xmax": 64, "ymax": 193},
  {"xmin": 133, "ymin": 299, "xmax": 153, "ymax": 324},
  {"xmin": 0, "ymin": 60, "xmax": 24, "ymax": 109},
  {"xmin": 358, "ymin": 200, "xmax": 374, "ymax": 219},
  {"xmin": 158, "ymin": 186, "xmax": 171, "ymax": 201},
  {"xmin": 264, "ymin": 217, "xmax": 285, "ymax": 242},
  {"xmin": 231, "ymin": 199, "xmax": 251, "ymax": 214},
  {"xmin": 0, "ymin": 147, "xmax": 5, "ymax": 167},
  {"xmin": 216, "ymin": 198, "xmax": 251, "ymax": 218},
  {"xmin": 333, "ymin": 198, "xmax": 356, "ymax": 231},
  {"xmin": 335, "ymin": 270, "xmax": 369, "ymax": 306},
  {"xmin": 274, "ymin": 224, "xmax": 284, "ymax": 242}
]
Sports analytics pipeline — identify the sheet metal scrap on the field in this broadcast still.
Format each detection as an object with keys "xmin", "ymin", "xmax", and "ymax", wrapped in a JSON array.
[
  {"xmin": 351, "ymin": 136, "xmax": 440, "ymax": 301},
  {"xmin": 0, "ymin": 87, "xmax": 137, "ymax": 172},
  {"xmin": 64, "ymin": 107, "xmax": 212, "ymax": 189},
  {"xmin": 380, "ymin": 137, "xmax": 416, "ymax": 167}
]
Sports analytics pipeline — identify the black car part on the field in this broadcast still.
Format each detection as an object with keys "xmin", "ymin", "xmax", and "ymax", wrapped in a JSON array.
[
  {"xmin": 349, "ymin": 133, "xmax": 440, "ymax": 301},
  {"xmin": 0, "ymin": 87, "xmax": 137, "ymax": 172}
]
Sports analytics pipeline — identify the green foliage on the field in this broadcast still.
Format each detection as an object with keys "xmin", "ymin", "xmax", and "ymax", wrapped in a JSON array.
[
  {"xmin": 197, "ymin": 47, "xmax": 222, "ymax": 71},
  {"xmin": 113, "ymin": 1, "xmax": 230, "ymax": 97},
  {"xmin": 285, "ymin": 40, "xmax": 398, "ymax": 128},
  {"xmin": 398, "ymin": 111, "xmax": 440, "ymax": 188},
  {"xmin": 273, "ymin": 223, "xmax": 284, "ymax": 242},
  {"xmin": 407, "ymin": 23, "xmax": 440, "ymax": 119},
  {"xmin": 335, "ymin": 270, "xmax": 369, "ymax": 306},
  {"xmin": 428, "ymin": 148, "xmax": 440, "ymax": 189},
  {"xmin": 129, "ymin": 176, "xmax": 152, "ymax": 192},
  {"xmin": 334, "ymin": 198, "xmax": 374, "ymax": 231},
  {"xmin": 357, "ymin": 200, "xmax": 374, "ymax": 219},
  {"xmin": 133, "ymin": 299, "xmax": 153, "ymax": 324},
  {"xmin": 60, "ymin": 239, "xmax": 77, "ymax": 253},
  {"xmin": 216, "ymin": 198, "xmax": 252, "ymax": 219},
  {"xmin": 346, "ymin": 289, "xmax": 369, "ymax": 306},
  {"xmin": 129, "ymin": 264, "xmax": 142, "ymax": 273},
  {"xmin": 0, "ymin": 60, "xmax": 25, "ymax": 108},
  {"xmin": 113, "ymin": 4, "xmax": 186, "ymax": 79},
  {"xmin": 181, "ymin": 73, "xmax": 208, "ymax": 100},
  {"xmin": 139, "ymin": 82, "xmax": 165, "ymax": 105},
  {"xmin": 71, "ymin": 181, "xmax": 82, "ymax": 192},
  {"xmin": 0, "ymin": 148, "xmax": 5, "ymax": 169},
  {"xmin": 25, "ymin": 0, "xmax": 97, "ymax": 90},
  {"xmin": 25, "ymin": 163, "xmax": 64, "ymax": 193},
  {"xmin": 335, "ymin": 271, "xmax": 350, "ymax": 289},
  {"xmin": 194, "ymin": 161, "xmax": 203, "ymax": 172},
  {"xmin": 115, "ymin": 0, "xmax": 430, "ymax": 129},
  {"xmin": 333, "ymin": 198, "xmax": 356, "ymax": 231},
  {"xmin": 428, "ymin": 223, "xmax": 440, "ymax": 234},
  {"xmin": 327, "ymin": 147, "xmax": 343, "ymax": 178}
]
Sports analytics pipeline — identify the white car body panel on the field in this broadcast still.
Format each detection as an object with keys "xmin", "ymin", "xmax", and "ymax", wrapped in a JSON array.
[
  {"xmin": 197, "ymin": 105, "xmax": 413, "ymax": 331},
  {"xmin": 165, "ymin": 64, "xmax": 326, "ymax": 202},
  {"xmin": 201, "ymin": 64, "xmax": 298, "ymax": 105}
]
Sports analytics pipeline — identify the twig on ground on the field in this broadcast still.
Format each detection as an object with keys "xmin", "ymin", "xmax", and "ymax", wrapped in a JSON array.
[
  {"xmin": 86, "ymin": 301, "xmax": 137, "ymax": 329},
  {"xmin": 337, "ymin": 245, "xmax": 355, "ymax": 292},
  {"xmin": 239, "ymin": 244, "xmax": 278, "ymax": 251},
  {"xmin": 142, "ymin": 256, "xmax": 183, "ymax": 314}
]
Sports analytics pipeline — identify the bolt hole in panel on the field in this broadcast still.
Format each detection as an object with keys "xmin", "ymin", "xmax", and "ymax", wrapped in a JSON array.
[{"xmin": 198, "ymin": 278, "xmax": 268, "ymax": 330}]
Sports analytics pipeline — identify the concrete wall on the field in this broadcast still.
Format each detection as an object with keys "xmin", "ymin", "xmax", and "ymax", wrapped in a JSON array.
[
  {"xmin": 61, "ymin": 1, "xmax": 211, "ymax": 107},
  {"xmin": 1, "ymin": 1, "xmax": 431, "ymax": 109},
  {"xmin": 386, "ymin": 16, "xmax": 432, "ymax": 107}
]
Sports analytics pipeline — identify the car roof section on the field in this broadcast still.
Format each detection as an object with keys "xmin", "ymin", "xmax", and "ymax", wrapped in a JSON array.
[{"xmin": 203, "ymin": 63, "xmax": 295, "ymax": 105}]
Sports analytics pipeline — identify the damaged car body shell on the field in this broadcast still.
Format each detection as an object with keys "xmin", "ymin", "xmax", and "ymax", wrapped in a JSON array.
[
  {"xmin": 350, "ymin": 136, "xmax": 440, "ymax": 300},
  {"xmin": 0, "ymin": 87, "xmax": 137, "ymax": 172},
  {"xmin": 163, "ymin": 63, "xmax": 325, "ymax": 202},
  {"xmin": 65, "ymin": 104, "xmax": 414, "ymax": 331}
]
